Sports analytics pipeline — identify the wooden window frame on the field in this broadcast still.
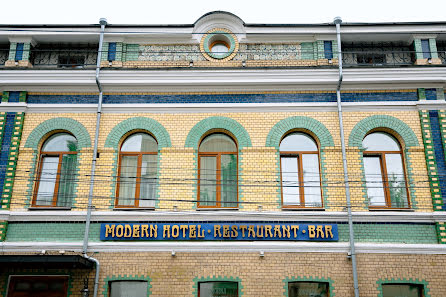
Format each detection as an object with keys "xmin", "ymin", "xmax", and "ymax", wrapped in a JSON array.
[
  {"xmin": 198, "ymin": 134, "xmax": 238, "ymax": 209},
  {"xmin": 364, "ymin": 149, "xmax": 410, "ymax": 209},
  {"xmin": 280, "ymin": 149, "xmax": 323, "ymax": 209},
  {"xmin": 32, "ymin": 151, "xmax": 77, "ymax": 208},
  {"xmin": 115, "ymin": 133, "xmax": 158, "ymax": 209}
]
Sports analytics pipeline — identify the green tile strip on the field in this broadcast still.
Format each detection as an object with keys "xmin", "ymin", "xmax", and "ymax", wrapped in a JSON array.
[
  {"xmin": 283, "ymin": 276, "xmax": 334, "ymax": 297},
  {"xmin": 0, "ymin": 221, "xmax": 7, "ymax": 241},
  {"xmin": 193, "ymin": 276, "xmax": 243, "ymax": 297},
  {"xmin": 436, "ymin": 222, "xmax": 446, "ymax": 244},
  {"xmin": 1, "ymin": 92, "xmax": 8, "ymax": 103},
  {"xmin": 102, "ymin": 275, "xmax": 151, "ymax": 297},
  {"xmin": 376, "ymin": 278, "xmax": 430, "ymax": 297},
  {"xmin": 1, "ymin": 112, "xmax": 25, "ymax": 209},
  {"xmin": 418, "ymin": 110, "xmax": 443, "ymax": 211}
]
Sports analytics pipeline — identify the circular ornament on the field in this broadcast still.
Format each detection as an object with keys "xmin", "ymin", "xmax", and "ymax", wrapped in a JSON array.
[{"xmin": 200, "ymin": 28, "xmax": 239, "ymax": 61}]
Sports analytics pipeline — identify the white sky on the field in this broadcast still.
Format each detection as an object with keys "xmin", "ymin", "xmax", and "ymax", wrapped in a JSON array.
[{"xmin": 2, "ymin": 0, "xmax": 446, "ymax": 25}]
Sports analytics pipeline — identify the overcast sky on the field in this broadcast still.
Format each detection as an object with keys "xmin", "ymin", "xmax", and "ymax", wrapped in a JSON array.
[{"xmin": 2, "ymin": 0, "xmax": 445, "ymax": 25}]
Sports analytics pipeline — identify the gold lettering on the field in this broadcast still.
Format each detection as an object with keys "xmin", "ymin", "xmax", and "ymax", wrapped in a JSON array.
[
  {"xmin": 180, "ymin": 225, "xmax": 188, "ymax": 238},
  {"xmin": 150, "ymin": 225, "xmax": 158, "ymax": 237},
  {"xmin": 115, "ymin": 225, "xmax": 124, "ymax": 237},
  {"xmin": 308, "ymin": 225, "xmax": 316, "ymax": 238},
  {"xmin": 282, "ymin": 225, "xmax": 290, "ymax": 239},
  {"xmin": 189, "ymin": 225, "xmax": 197, "ymax": 238},
  {"xmin": 105, "ymin": 225, "xmax": 115, "ymax": 237},
  {"xmin": 325, "ymin": 225, "xmax": 334, "ymax": 239},
  {"xmin": 223, "ymin": 225, "xmax": 230, "ymax": 238},
  {"xmin": 163, "ymin": 225, "xmax": 170, "ymax": 238},
  {"xmin": 240, "ymin": 225, "xmax": 247, "ymax": 237},
  {"xmin": 316, "ymin": 225, "xmax": 325, "ymax": 238},
  {"xmin": 265, "ymin": 225, "xmax": 273, "ymax": 238},
  {"xmin": 214, "ymin": 225, "xmax": 222, "ymax": 237},
  {"xmin": 256, "ymin": 225, "xmax": 264, "ymax": 238},
  {"xmin": 141, "ymin": 225, "xmax": 149, "ymax": 237},
  {"xmin": 197, "ymin": 225, "xmax": 205, "ymax": 238},
  {"xmin": 171, "ymin": 225, "xmax": 179, "ymax": 238},
  {"xmin": 248, "ymin": 225, "xmax": 255, "ymax": 238},
  {"xmin": 291, "ymin": 225, "xmax": 299, "ymax": 238},
  {"xmin": 124, "ymin": 224, "xmax": 132, "ymax": 237},
  {"xmin": 133, "ymin": 225, "xmax": 140, "ymax": 238},
  {"xmin": 274, "ymin": 225, "xmax": 282, "ymax": 238},
  {"xmin": 231, "ymin": 225, "xmax": 238, "ymax": 238}
]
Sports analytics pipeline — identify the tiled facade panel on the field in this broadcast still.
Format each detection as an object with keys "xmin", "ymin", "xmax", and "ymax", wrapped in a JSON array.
[
  {"xmin": 2, "ymin": 253, "xmax": 446, "ymax": 297},
  {"xmin": 26, "ymin": 90, "xmax": 418, "ymax": 104},
  {"xmin": 0, "ymin": 113, "xmax": 16, "ymax": 201},
  {"xmin": 11, "ymin": 110, "xmax": 430, "ymax": 212}
]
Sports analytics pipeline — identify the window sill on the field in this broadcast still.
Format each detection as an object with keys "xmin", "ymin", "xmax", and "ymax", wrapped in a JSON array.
[
  {"xmin": 113, "ymin": 207, "xmax": 155, "ymax": 211},
  {"xmin": 368, "ymin": 208, "xmax": 414, "ymax": 212},
  {"xmin": 196, "ymin": 208, "xmax": 239, "ymax": 211},
  {"xmin": 28, "ymin": 207, "xmax": 72, "ymax": 211},
  {"xmin": 282, "ymin": 207, "xmax": 325, "ymax": 211}
]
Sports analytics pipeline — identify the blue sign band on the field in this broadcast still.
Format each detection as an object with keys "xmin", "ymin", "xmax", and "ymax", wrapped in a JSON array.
[{"xmin": 100, "ymin": 223, "xmax": 338, "ymax": 241}]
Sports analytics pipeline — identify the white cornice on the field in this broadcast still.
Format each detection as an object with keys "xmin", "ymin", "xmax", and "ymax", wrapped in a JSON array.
[
  {"xmin": 2, "ymin": 210, "xmax": 445, "ymax": 223},
  {"xmin": 2, "ymin": 241, "xmax": 446, "ymax": 254},
  {"xmin": 0, "ymin": 68, "xmax": 445, "ymax": 92}
]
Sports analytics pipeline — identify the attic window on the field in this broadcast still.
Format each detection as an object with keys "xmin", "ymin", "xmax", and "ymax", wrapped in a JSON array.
[{"xmin": 200, "ymin": 28, "xmax": 239, "ymax": 61}]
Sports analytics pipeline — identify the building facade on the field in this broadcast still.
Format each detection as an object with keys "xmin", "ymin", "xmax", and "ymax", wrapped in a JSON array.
[{"xmin": 0, "ymin": 11, "xmax": 446, "ymax": 297}]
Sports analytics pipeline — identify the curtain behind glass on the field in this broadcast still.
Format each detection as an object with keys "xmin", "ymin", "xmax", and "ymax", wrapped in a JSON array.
[
  {"xmin": 140, "ymin": 154, "xmax": 157, "ymax": 207},
  {"xmin": 36, "ymin": 156, "xmax": 58, "ymax": 205},
  {"xmin": 118, "ymin": 156, "xmax": 138, "ymax": 206},
  {"xmin": 288, "ymin": 282, "xmax": 328, "ymax": 297},
  {"xmin": 281, "ymin": 157, "xmax": 299, "ymax": 205},
  {"xmin": 382, "ymin": 284, "xmax": 421, "ymax": 297},
  {"xmin": 110, "ymin": 281, "xmax": 147, "ymax": 297},
  {"xmin": 302, "ymin": 154, "xmax": 322, "ymax": 207},
  {"xmin": 200, "ymin": 156, "xmax": 217, "ymax": 206},
  {"xmin": 56, "ymin": 154, "xmax": 77, "ymax": 207},
  {"xmin": 221, "ymin": 154, "xmax": 237, "ymax": 207}
]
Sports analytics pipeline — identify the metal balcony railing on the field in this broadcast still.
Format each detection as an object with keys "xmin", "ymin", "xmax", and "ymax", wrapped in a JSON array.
[
  {"xmin": 29, "ymin": 44, "xmax": 98, "ymax": 69},
  {"xmin": 0, "ymin": 47, "xmax": 9, "ymax": 68},
  {"xmin": 437, "ymin": 42, "xmax": 446, "ymax": 65},
  {"xmin": 342, "ymin": 42, "xmax": 415, "ymax": 67}
]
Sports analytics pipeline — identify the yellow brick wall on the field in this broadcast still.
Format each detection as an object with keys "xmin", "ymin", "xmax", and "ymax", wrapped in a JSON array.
[{"xmin": 11, "ymin": 110, "xmax": 431, "ymax": 212}]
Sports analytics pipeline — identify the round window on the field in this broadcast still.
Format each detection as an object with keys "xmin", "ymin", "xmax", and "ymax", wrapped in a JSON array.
[
  {"xmin": 200, "ymin": 28, "xmax": 239, "ymax": 61},
  {"xmin": 210, "ymin": 41, "xmax": 230, "ymax": 58}
]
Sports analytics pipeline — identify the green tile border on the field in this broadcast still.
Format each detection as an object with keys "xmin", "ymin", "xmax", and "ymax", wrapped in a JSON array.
[
  {"xmin": 102, "ymin": 275, "xmax": 152, "ymax": 297},
  {"xmin": 376, "ymin": 278, "xmax": 430, "ymax": 297},
  {"xmin": 0, "ymin": 221, "xmax": 7, "ymax": 241},
  {"xmin": 192, "ymin": 276, "xmax": 243, "ymax": 297},
  {"xmin": 283, "ymin": 276, "xmax": 335, "ymax": 297}
]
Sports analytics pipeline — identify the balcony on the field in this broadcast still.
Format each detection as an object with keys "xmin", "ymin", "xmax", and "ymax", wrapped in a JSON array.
[{"xmin": 342, "ymin": 42, "xmax": 415, "ymax": 67}]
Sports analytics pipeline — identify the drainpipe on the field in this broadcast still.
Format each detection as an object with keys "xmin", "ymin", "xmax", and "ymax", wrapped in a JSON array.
[
  {"xmin": 82, "ymin": 17, "xmax": 107, "ymax": 297},
  {"xmin": 334, "ymin": 17, "xmax": 360, "ymax": 297}
]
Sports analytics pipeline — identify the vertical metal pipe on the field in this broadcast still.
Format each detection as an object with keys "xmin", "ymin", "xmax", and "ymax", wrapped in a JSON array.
[
  {"xmin": 334, "ymin": 17, "xmax": 360, "ymax": 297},
  {"xmin": 82, "ymin": 17, "xmax": 107, "ymax": 297}
]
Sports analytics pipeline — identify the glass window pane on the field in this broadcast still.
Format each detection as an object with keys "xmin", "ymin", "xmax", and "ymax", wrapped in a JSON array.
[
  {"xmin": 281, "ymin": 157, "xmax": 300, "ymax": 205},
  {"xmin": 118, "ymin": 155, "xmax": 138, "ymax": 206},
  {"xmin": 42, "ymin": 133, "xmax": 78, "ymax": 152},
  {"xmin": 364, "ymin": 156, "xmax": 386, "ymax": 206},
  {"xmin": 362, "ymin": 132, "xmax": 400, "ymax": 151},
  {"xmin": 139, "ymin": 154, "xmax": 157, "ymax": 207},
  {"xmin": 199, "ymin": 282, "xmax": 238, "ymax": 297},
  {"xmin": 386, "ymin": 154, "xmax": 409, "ymax": 208},
  {"xmin": 56, "ymin": 154, "xmax": 77, "ymax": 207},
  {"xmin": 221, "ymin": 154, "xmax": 237, "ymax": 207},
  {"xmin": 121, "ymin": 133, "xmax": 157, "ymax": 152},
  {"xmin": 280, "ymin": 133, "xmax": 317, "ymax": 152},
  {"xmin": 36, "ymin": 156, "xmax": 59, "ymax": 206},
  {"xmin": 382, "ymin": 284, "xmax": 422, "ymax": 297},
  {"xmin": 302, "ymin": 154, "xmax": 322, "ymax": 207},
  {"xmin": 288, "ymin": 282, "xmax": 329, "ymax": 297},
  {"xmin": 200, "ymin": 156, "xmax": 217, "ymax": 206},
  {"xmin": 110, "ymin": 281, "xmax": 147, "ymax": 297},
  {"xmin": 199, "ymin": 134, "xmax": 237, "ymax": 152}
]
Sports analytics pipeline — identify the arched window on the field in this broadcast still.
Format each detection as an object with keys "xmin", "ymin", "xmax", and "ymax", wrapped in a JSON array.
[
  {"xmin": 198, "ymin": 133, "xmax": 238, "ymax": 208},
  {"xmin": 280, "ymin": 132, "xmax": 322, "ymax": 208},
  {"xmin": 362, "ymin": 132, "xmax": 409, "ymax": 208},
  {"xmin": 33, "ymin": 133, "xmax": 78, "ymax": 207},
  {"xmin": 116, "ymin": 133, "xmax": 158, "ymax": 208}
]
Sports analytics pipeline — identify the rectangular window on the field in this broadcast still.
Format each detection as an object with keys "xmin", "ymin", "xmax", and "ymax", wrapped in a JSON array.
[
  {"xmin": 15, "ymin": 43, "xmax": 24, "ymax": 61},
  {"xmin": 110, "ymin": 281, "xmax": 147, "ymax": 297},
  {"xmin": 198, "ymin": 281, "xmax": 238, "ymax": 297},
  {"xmin": 7, "ymin": 276, "xmax": 68, "ymax": 297},
  {"xmin": 382, "ymin": 284, "xmax": 423, "ymax": 297},
  {"xmin": 288, "ymin": 282, "xmax": 329, "ymax": 297},
  {"xmin": 421, "ymin": 39, "xmax": 431, "ymax": 59},
  {"xmin": 108, "ymin": 42, "xmax": 117, "ymax": 61},
  {"xmin": 324, "ymin": 41, "xmax": 333, "ymax": 59}
]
